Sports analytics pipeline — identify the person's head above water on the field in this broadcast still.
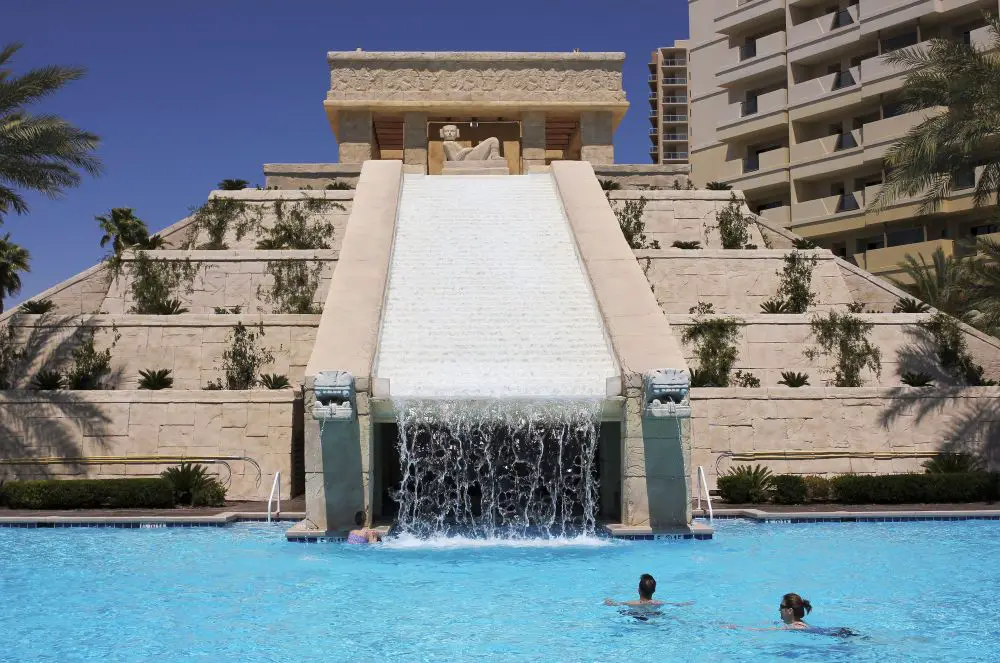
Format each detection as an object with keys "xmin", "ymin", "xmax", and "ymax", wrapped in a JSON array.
[
  {"xmin": 638, "ymin": 574, "xmax": 657, "ymax": 600},
  {"xmin": 780, "ymin": 593, "xmax": 812, "ymax": 623},
  {"xmin": 354, "ymin": 510, "xmax": 365, "ymax": 528}
]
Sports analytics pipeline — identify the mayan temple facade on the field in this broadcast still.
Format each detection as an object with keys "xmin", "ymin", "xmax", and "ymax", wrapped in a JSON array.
[{"xmin": 2, "ymin": 51, "xmax": 998, "ymax": 538}]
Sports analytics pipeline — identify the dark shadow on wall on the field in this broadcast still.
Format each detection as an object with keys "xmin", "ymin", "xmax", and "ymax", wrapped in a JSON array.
[
  {"xmin": 884, "ymin": 324, "xmax": 1000, "ymax": 468},
  {"xmin": 0, "ymin": 313, "xmax": 117, "ymax": 481}
]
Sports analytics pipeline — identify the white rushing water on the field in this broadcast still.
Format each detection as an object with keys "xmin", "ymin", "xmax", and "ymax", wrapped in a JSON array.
[{"xmin": 374, "ymin": 174, "xmax": 617, "ymax": 398}]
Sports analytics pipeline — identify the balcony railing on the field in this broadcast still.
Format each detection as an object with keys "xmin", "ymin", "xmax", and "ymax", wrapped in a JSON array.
[
  {"xmin": 663, "ymin": 152, "xmax": 689, "ymax": 160},
  {"xmin": 663, "ymin": 134, "xmax": 689, "ymax": 141},
  {"xmin": 789, "ymin": 4, "xmax": 859, "ymax": 51},
  {"xmin": 663, "ymin": 77, "xmax": 688, "ymax": 84},
  {"xmin": 663, "ymin": 96, "xmax": 688, "ymax": 104},
  {"xmin": 662, "ymin": 59, "xmax": 686, "ymax": 67},
  {"xmin": 789, "ymin": 65, "xmax": 861, "ymax": 107},
  {"xmin": 663, "ymin": 114, "xmax": 688, "ymax": 122}
]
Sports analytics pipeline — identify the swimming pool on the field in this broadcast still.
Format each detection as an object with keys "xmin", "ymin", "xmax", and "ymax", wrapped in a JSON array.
[{"xmin": 2, "ymin": 519, "xmax": 998, "ymax": 662}]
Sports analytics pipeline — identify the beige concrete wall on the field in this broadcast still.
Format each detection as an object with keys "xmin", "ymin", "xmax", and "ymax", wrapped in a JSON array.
[
  {"xmin": 667, "ymin": 313, "xmax": 996, "ymax": 387},
  {"xmin": 0, "ymin": 390, "xmax": 296, "ymax": 500},
  {"xmin": 640, "ymin": 249, "xmax": 852, "ymax": 314},
  {"xmin": 592, "ymin": 164, "xmax": 690, "ymax": 190},
  {"xmin": 5, "ymin": 314, "xmax": 318, "ymax": 390},
  {"xmin": 101, "ymin": 250, "xmax": 337, "ymax": 315},
  {"xmin": 691, "ymin": 387, "xmax": 1000, "ymax": 489},
  {"xmin": 304, "ymin": 160, "xmax": 403, "ymax": 532},
  {"xmin": 610, "ymin": 190, "xmax": 767, "ymax": 249},
  {"xmin": 263, "ymin": 163, "xmax": 362, "ymax": 189},
  {"xmin": 1, "ymin": 263, "xmax": 111, "ymax": 323}
]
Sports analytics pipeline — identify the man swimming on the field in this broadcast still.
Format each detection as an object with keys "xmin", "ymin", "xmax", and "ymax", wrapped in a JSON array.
[{"xmin": 604, "ymin": 573, "xmax": 693, "ymax": 617}]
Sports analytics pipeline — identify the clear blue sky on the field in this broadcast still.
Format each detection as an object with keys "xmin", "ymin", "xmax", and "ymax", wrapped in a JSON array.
[{"xmin": 5, "ymin": 0, "xmax": 687, "ymax": 305}]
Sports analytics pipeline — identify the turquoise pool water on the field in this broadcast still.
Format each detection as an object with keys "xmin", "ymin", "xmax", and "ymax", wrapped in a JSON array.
[{"xmin": 2, "ymin": 519, "xmax": 998, "ymax": 662}]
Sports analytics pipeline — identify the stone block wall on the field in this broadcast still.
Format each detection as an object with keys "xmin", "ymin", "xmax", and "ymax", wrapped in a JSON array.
[
  {"xmin": 640, "ymin": 249, "xmax": 852, "ymax": 314},
  {"xmin": 690, "ymin": 387, "xmax": 1000, "ymax": 489},
  {"xmin": 6, "ymin": 314, "xmax": 319, "ymax": 390},
  {"xmin": 610, "ymin": 190, "xmax": 766, "ymax": 250},
  {"xmin": 1, "ymin": 263, "xmax": 111, "ymax": 323},
  {"xmin": 668, "ymin": 313, "xmax": 941, "ymax": 387},
  {"xmin": 263, "ymin": 163, "xmax": 362, "ymax": 189},
  {"xmin": 0, "ymin": 390, "xmax": 295, "ymax": 500},
  {"xmin": 100, "ymin": 250, "xmax": 337, "ymax": 315}
]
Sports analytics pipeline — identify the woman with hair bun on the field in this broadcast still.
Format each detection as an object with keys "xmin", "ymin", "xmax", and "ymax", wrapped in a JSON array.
[{"xmin": 779, "ymin": 593, "xmax": 812, "ymax": 629}]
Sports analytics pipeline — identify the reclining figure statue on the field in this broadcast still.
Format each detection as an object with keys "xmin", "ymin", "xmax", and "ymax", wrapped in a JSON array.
[{"xmin": 440, "ymin": 124, "xmax": 505, "ymax": 161}]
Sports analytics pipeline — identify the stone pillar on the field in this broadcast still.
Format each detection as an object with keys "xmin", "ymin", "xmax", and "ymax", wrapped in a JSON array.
[
  {"xmin": 337, "ymin": 110, "xmax": 374, "ymax": 163},
  {"xmin": 521, "ymin": 111, "xmax": 546, "ymax": 170},
  {"xmin": 403, "ymin": 112, "xmax": 428, "ymax": 173},
  {"xmin": 579, "ymin": 111, "xmax": 614, "ymax": 165},
  {"xmin": 621, "ymin": 384, "xmax": 692, "ymax": 529}
]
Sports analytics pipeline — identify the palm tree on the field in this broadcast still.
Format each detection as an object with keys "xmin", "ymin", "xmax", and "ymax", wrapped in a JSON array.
[
  {"xmin": 871, "ymin": 14, "xmax": 1000, "ymax": 214},
  {"xmin": 0, "ymin": 43, "xmax": 101, "ymax": 219},
  {"xmin": 892, "ymin": 247, "xmax": 973, "ymax": 320},
  {"xmin": 0, "ymin": 233, "xmax": 30, "ymax": 312},
  {"xmin": 705, "ymin": 181, "xmax": 732, "ymax": 190},
  {"xmin": 96, "ymin": 207, "xmax": 151, "ymax": 255},
  {"xmin": 964, "ymin": 236, "xmax": 1000, "ymax": 332},
  {"xmin": 218, "ymin": 179, "xmax": 248, "ymax": 191}
]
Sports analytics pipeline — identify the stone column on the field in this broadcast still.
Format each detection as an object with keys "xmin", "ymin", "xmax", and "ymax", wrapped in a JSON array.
[
  {"xmin": 580, "ymin": 111, "xmax": 614, "ymax": 165},
  {"xmin": 621, "ymin": 384, "xmax": 692, "ymax": 529},
  {"xmin": 338, "ymin": 110, "xmax": 374, "ymax": 163},
  {"xmin": 403, "ymin": 112, "xmax": 428, "ymax": 173},
  {"xmin": 521, "ymin": 111, "xmax": 546, "ymax": 171}
]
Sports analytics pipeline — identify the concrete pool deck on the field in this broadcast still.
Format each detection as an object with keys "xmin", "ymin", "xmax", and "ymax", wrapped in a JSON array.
[{"xmin": 696, "ymin": 503, "xmax": 1000, "ymax": 522}]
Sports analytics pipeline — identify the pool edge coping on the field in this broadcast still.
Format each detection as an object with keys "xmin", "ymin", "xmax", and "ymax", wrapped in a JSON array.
[
  {"xmin": 699, "ymin": 507, "xmax": 1000, "ymax": 523},
  {"xmin": 0, "ymin": 511, "xmax": 306, "ymax": 528}
]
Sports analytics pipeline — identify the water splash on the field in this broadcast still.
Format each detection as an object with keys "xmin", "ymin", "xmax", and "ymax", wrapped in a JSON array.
[{"xmin": 391, "ymin": 399, "xmax": 603, "ymax": 539}]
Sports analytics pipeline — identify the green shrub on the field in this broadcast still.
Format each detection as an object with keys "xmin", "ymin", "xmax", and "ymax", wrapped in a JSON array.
[
  {"xmin": 893, "ymin": 297, "xmax": 930, "ymax": 313},
  {"xmin": 717, "ymin": 464, "xmax": 774, "ymax": 503},
  {"xmin": 760, "ymin": 297, "xmax": 790, "ymax": 314},
  {"xmin": 192, "ymin": 480, "xmax": 227, "ymax": 507},
  {"xmin": 772, "ymin": 475, "xmax": 808, "ymax": 505},
  {"xmin": 0, "ymin": 478, "xmax": 174, "ymax": 509},
  {"xmin": 830, "ymin": 473, "xmax": 997, "ymax": 504},
  {"xmin": 732, "ymin": 370, "xmax": 761, "ymax": 388},
  {"xmin": 803, "ymin": 475, "xmax": 831, "ymax": 502},
  {"xmin": 922, "ymin": 452, "xmax": 985, "ymax": 473},
  {"xmin": 161, "ymin": 462, "xmax": 218, "ymax": 506},
  {"xmin": 672, "ymin": 240, "xmax": 702, "ymax": 249},
  {"xmin": 138, "ymin": 368, "xmax": 174, "ymax": 390},
  {"xmin": 778, "ymin": 371, "xmax": 810, "ymax": 387},
  {"xmin": 31, "ymin": 370, "xmax": 64, "ymax": 390},
  {"xmin": 259, "ymin": 373, "xmax": 290, "ymax": 389},
  {"xmin": 18, "ymin": 298, "xmax": 55, "ymax": 314},
  {"xmin": 901, "ymin": 371, "xmax": 934, "ymax": 387}
]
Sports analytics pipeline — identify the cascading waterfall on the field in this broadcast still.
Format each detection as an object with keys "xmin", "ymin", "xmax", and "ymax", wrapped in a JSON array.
[
  {"xmin": 391, "ymin": 399, "xmax": 602, "ymax": 538},
  {"xmin": 375, "ymin": 174, "xmax": 619, "ymax": 539}
]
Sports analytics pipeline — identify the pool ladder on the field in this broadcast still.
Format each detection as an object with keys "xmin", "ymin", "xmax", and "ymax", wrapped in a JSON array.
[
  {"xmin": 266, "ymin": 472, "xmax": 281, "ymax": 523},
  {"xmin": 696, "ymin": 466, "xmax": 714, "ymax": 524}
]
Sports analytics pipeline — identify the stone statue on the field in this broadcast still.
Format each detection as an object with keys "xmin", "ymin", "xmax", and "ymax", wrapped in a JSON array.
[{"xmin": 439, "ymin": 124, "xmax": 505, "ymax": 161}]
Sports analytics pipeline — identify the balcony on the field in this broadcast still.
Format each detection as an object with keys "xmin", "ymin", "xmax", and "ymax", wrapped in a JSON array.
[
  {"xmin": 648, "ymin": 74, "xmax": 657, "ymax": 83},
  {"xmin": 663, "ymin": 114, "xmax": 688, "ymax": 122},
  {"xmin": 716, "ymin": 31, "xmax": 787, "ymax": 87},
  {"xmin": 790, "ymin": 129, "xmax": 863, "ymax": 178},
  {"xmin": 717, "ymin": 88, "xmax": 789, "ymax": 141},
  {"xmin": 862, "ymin": 108, "xmax": 940, "ymax": 164},
  {"xmin": 792, "ymin": 190, "xmax": 867, "ymax": 229},
  {"xmin": 715, "ymin": 0, "xmax": 786, "ymax": 36},
  {"xmin": 663, "ymin": 77, "xmax": 688, "ymax": 85},
  {"xmin": 758, "ymin": 204, "xmax": 791, "ymax": 227},
  {"xmin": 865, "ymin": 166, "xmax": 985, "ymax": 218},
  {"xmin": 789, "ymin": 66, "xmax": 860, "ymax": 112},
  {"xmin": 662, "ymin": 59, "xmax": 686, "ymax": 68},
  {"xmin": 788, "ymin": 4, "xmax": 859, "ymax": 64},
  {"xmin": 861, "ymin": 27, "xmax": 990, "ymax": 98},
  {"xmin": 662, "ymin": 96, "xmax": 688, "ymax": 105},
  {"xmin": 663, "ymin": 151, "xmax": 689, "ymax": 161},
  {"xmin": 663, "ymin": 133, "xmax": 689, "ymax": 141},
  {"xmin": 858, "ymin": 0, "xmax": 985, "ymax": 36},
  {"xmin": 854, "ymin": 238, "xmax": 955, "ymax": 277},
  {"xmin": 721, "ymin": 147, "xmax": 790, "ymax": 192}
]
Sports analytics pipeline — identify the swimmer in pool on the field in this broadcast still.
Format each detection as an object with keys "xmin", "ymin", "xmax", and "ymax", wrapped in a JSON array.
[
  {"xmin": 724, "ymin": 593, "xmax": 861, "ymax": 637},
  {"xmin": 778, "ymin": 592, "xmax": 811, "ymax": 629},
  {"xmin": 603, "ymin": 574, "xmax": 693, "ymax": 608},
  {"xmin": 346, "ymin": 511, "xmax": 380, "ymax": 545}
]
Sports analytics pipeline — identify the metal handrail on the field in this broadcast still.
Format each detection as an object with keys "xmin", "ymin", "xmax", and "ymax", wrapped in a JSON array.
[
  {"xmin": 267, "ymin": 471, "xmax": 281, "ymax": 523},
  {"xmin": 696, "ymin": 465, "xmax": 714, "ymax": 523}
]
